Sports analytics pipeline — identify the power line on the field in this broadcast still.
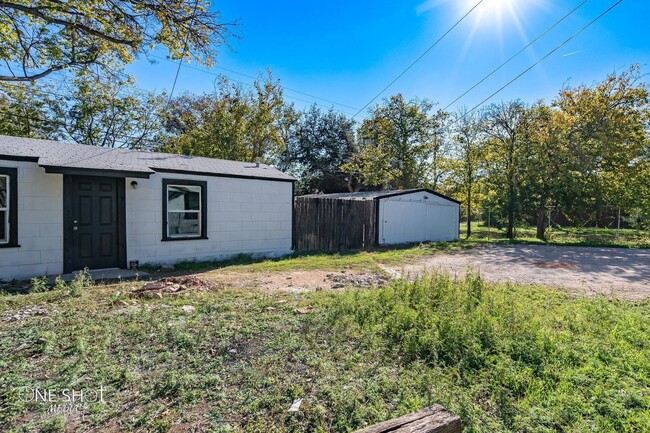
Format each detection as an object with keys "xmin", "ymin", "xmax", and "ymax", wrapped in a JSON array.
[
  {"xmin": 351, "ymin": 0, "xmax": 485, "ymax": 119},
  {"xmin": 149, "ymin": 53, "xmax": 359, "ymax": 113},
  {"xmin": 443, "ymin": 0, "xmax": 591, "ymax": 111},
  {"xmin": 3, "ymin": 67, "xmax": 349, "ymax": 118},
  {"xmin": 454, "ymin": 0, "xmax": 623, "ymax": 125},
  {"xmin": 168, "ymin": 0, "xmax": 201, "ymax": 101}
]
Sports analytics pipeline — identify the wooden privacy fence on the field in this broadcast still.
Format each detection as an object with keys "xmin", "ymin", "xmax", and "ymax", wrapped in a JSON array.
[{"xmin": 293, "ymin": 196, "xmax": 377, "ymax": 251}]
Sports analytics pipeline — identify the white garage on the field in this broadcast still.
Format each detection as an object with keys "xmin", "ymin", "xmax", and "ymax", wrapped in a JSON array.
[
  {"xmin": 294, "ymin": 188, "xmax": 460, "ymax": 251},
  {"xmin": 377, "ymin": 189, "xmax": 460, "ymax": 245}
]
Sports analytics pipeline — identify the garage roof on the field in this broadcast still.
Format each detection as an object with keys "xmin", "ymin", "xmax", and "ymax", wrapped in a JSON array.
[
  {"xmin": 0, "ymin": 135, "xmax": 295, "ymax": 182},
  {"xmin": 299, "ymin": 188, "xmax": 460, "ymax": 204}
]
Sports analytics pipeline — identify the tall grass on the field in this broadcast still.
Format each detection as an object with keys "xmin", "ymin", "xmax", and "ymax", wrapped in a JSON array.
[{"xmin": 325, "ymin": 274, "xmax": 650, "ymax": 431}]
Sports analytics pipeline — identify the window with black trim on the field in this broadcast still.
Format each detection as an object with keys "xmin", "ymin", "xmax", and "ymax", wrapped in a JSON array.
[
  {"xmin": 162, "ymin": 179, "xmax": 207, "ymax": 241},
  {"xmin": 0, "ymin": 167, "xmax": 18, "ymax": 248}
]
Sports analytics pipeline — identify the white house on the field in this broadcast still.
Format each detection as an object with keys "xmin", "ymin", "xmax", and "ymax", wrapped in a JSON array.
[{"xmin": 0, "ymin": 135, "xmax": 294, "ymax": 281}]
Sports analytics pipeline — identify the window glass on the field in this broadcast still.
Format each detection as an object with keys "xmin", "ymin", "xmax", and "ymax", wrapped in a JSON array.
[
  {"xmin": 167, "ymin": 185, "xmax": 200, "ymax": 211},
  {"xmin": 0, "ymin": 176, "xmax": 7, "ymax": 243},
  {"xmin": 167, "ymin": 184, "xmax": 202, "ymax": 237},
  {"xmin": 168, "ymin": 212, "xmax": 200, "ymax": 236},
  {"xmin": 0, "ymin": 176, "xmax": 6, "ymax": 208},
  {"xmin": 0, "ymin": 210, "xmax": 6, "ymax": 242}
]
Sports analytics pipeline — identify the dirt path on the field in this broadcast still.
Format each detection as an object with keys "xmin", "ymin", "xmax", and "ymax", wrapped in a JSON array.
[
  {"xmin": 383, "ymin": 244, "xmax": 650, "ymax": 300},
  {"xmin": 204, "ymin": 269, "xmax": 390, "ymax": 293},
  {"xmin": 195, "ymin": 245, "xmax": 650, "ymax": 300}
]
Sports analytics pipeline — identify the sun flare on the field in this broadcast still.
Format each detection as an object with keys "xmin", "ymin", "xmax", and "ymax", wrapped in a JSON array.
[{"xmin": 471, "ymin": 0, "xmax": 520, "ymax": 28}]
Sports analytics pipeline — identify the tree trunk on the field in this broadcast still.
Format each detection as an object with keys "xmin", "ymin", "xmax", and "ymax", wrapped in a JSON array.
[
  {"xmin": 506, "ymin": 179, "xmax": 515, "ymax": 239},
  {"xmin": 536, "ymin": 197, "xmax": 547, "ymax": 240},
  {"xmin": 466, "ymin": 186, "xmax": 472, "ymax": 238}
]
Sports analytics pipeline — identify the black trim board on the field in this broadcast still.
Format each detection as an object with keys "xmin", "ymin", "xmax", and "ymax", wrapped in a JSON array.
[
  {"xmin": 374, "ymin": 188, "xmax": 461, "ymax": 204},
  {"xmin": 43, "ymin": 165, "xmax": 152, "ymax": 179},
  {"xmin": 291, "ymin": 181, "xmax": 295, "ymax": 250},
  {"xmin": 0, "ymin": 167, "xmax": 18, "ymax": 248},
  {"xmin": 117, "ymin": 177, "xmax": 127, "ymax": 269},
  {"xmin": 161, "ymin": 178, "xmax": 208, "ymax": 241},
  {"xmin": 374, "ymin": 198, "xmax": 380, "ymax": 246},
  {"xmin": 154, "ymin": 168, "xmax": 295, "ymax": 184},
  {"xmin": 0, "ymin": 155, "xmax": 39, "ymax": 163}
]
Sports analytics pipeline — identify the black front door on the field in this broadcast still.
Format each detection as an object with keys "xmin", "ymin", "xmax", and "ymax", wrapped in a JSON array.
[{"xmin": 64, "ymin": 175, "xmax": 126, "ymax": 273}]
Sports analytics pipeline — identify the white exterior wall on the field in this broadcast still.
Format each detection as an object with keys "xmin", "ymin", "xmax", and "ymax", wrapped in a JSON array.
[
  {"xmin": 377, "ymin": 191, "xmax": 459, "ymax": 245},
  {"xmin": 0, "ymin": 161, "xmax": 293, "ymax": 282},
  {"xmin": 125, "ymin": 172, "xmax": 293, "ymax": 266},
  {"xmin": 0, "ymin": 161, "xmax": 63, "ymax": 281}
]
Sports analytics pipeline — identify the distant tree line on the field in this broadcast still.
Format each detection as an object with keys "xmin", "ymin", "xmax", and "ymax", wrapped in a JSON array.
[{"xmin": 1, "ymin": 66, "xmax": 648, "ymax": 239}]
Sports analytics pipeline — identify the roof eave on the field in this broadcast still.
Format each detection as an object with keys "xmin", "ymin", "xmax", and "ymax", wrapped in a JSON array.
[{"xmin": 41, "ymin": 165, "xmax": 153, "ymax": 179}]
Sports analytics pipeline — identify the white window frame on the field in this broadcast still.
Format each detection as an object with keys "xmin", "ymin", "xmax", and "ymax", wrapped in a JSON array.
[
  {"xmin": 166, "ymin": 184, "xmax": 202, "ymax": 239},
  {"xmin": 0, "ymin": 174, "xmax": 8, "ymax": 244}
]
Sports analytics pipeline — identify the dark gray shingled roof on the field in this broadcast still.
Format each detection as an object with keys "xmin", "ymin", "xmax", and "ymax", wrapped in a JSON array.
[
  {"xmin": 298, "ymin": 188, "xmax": 461, "ymax": 204},
  {"xmin": 0, "ymin": 135, "xmax": 295, "ymax": 181}
]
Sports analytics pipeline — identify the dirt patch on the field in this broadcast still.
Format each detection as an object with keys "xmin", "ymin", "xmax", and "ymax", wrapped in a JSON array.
[
  {"xmin": 130, "ymin": 276, "xmax": 212, "ymax": 298},
  {"xmin": 205, "ymin": 269, "xmax": 389, "ymax": 292},
  {"xmin": 176, "ymin": 245, "xmax": 650, "ymax": 300}
]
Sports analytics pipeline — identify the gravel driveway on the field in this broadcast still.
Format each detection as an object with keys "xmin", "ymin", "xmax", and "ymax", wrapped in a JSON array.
[{"xmin": 388, "ymin": 244, "xmax": 650, "ymax": 300}]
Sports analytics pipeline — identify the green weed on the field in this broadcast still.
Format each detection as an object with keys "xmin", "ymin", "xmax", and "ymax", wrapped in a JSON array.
[{"xmin": 1, "ymin": 270, "xmax": 649, "ymax": 432}]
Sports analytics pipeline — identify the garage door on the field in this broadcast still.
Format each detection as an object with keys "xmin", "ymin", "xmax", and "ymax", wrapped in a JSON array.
[{"xmin": 381, "ymin": 200, "xmax": 458, "ymax": 244}]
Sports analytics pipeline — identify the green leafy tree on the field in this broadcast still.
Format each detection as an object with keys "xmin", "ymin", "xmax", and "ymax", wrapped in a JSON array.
[
  {"xmin": 449, "ymin": 108, "xmax": 485, "ymax": 238},
  {"xmin": 343, "ymin": 94, "xmax": 445, "ymax": 190},
  {"xmin": 284, "ymin": 105, "xmax": 355, "ymax": 194},
  {"xmin": 482, "ymin": 100, "xmax": 529, "ymax": 239},
  {"xmin": 0, "ymin": 0, "xmax": 235, "ymax": 81},
  {"xmin": 161, "ymin": 73, "xmax": 296, "ymax": 163},
  {"xmin": 554, "ymin": 66, "xmax": 650, "ymax": 226},
  {"xmin": 0, "ymin": 76, "xmax": 164, "ymax": 148},
  {"xmin": 0, "ymin": 82, "xmax": 59, "ymax": 138},
  {"xmin": 516, "ymin": 102, "xmax": 571, "ymax": 239}
]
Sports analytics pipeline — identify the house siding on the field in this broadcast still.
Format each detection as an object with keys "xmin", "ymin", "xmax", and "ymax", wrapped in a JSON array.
[
  {"xmin": 0, "ymin": 161, "xmax": 293, "ymax": 282},
  {"xmin": 125, "ymin": 172, "xmax": 293, "ymax": 266},
  {"xmin": 0, "ymin": 161, "xmax": 64, "ymax": 281}
]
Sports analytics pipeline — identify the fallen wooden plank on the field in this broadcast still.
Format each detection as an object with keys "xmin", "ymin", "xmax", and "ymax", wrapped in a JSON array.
[{"xmin": 353, "ymin": 405, "xmax": 461, "ymax": 433}]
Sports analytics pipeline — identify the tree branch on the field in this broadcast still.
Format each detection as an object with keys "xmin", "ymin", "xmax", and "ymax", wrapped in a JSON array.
[{"xmin": 0, "ymin": 1, "xmax": 139, "ymax": 46}]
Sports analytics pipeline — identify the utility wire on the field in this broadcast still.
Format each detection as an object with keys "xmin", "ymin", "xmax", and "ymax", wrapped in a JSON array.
[
  {"xmin": 168, "ymin": 0, "xmax": 201, "ymax": 101},
  {"xmin": 151, "ymin": 54, "xmax": 359, "ymax": 111},
  {"xmin": 150, "ymin": 53, "xmax": 357, "ymax": 114},
  {"xmin": 443, "ymin": 0, "xmax": 591, "ymax": 111},
  {"xmin": 352, "ymin": 0, "xmax": 485, "ymax": 119},
  {"xmin": 454, "ymin": 0, "xmax": 623, "ymax": 125}
]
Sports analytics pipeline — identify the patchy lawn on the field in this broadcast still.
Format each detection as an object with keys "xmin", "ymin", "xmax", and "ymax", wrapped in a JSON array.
[
  {"xmin": 1, "ymin": 264, "xmax": 650, "ymax": 432},
  {"xmin": 462, "ymin": 223, "xmax": 650, "ymax": 249}
]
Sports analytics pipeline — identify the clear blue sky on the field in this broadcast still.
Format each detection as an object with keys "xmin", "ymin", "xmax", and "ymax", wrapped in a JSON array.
[{"xmin": 128, "ymin": 0, "xmax": 649, "ymax": 119}]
